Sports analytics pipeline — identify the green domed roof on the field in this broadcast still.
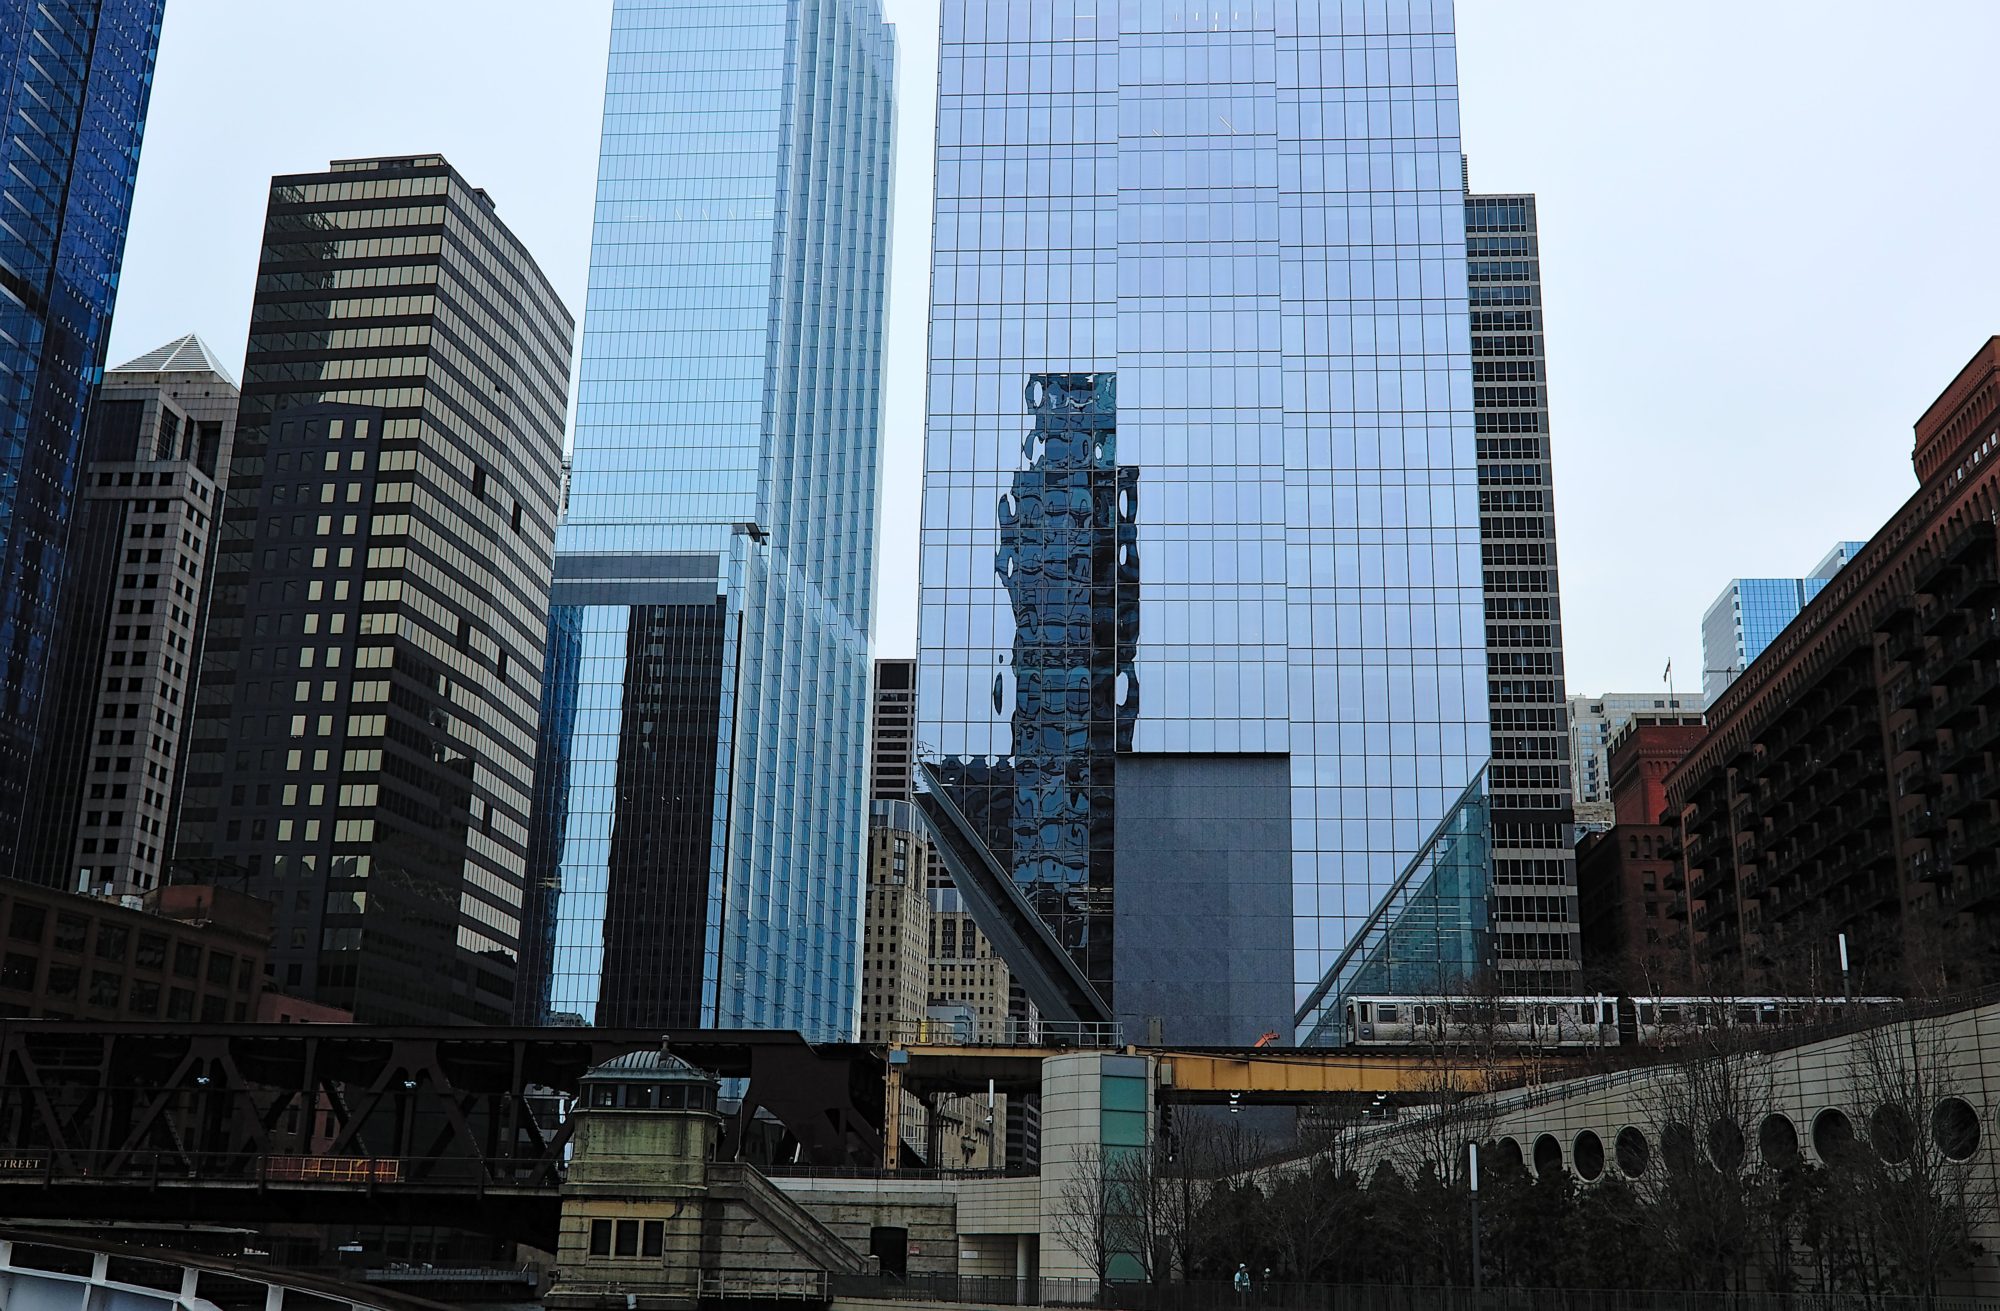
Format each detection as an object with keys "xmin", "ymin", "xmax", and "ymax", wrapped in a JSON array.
[{"xmin": 585, "ymin": 1048, "xmax": 718, "ymax": 1085}]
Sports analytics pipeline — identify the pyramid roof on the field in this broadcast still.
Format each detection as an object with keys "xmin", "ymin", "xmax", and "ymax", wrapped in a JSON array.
[{"xmin": 110, "ymin": 334, "xmax": 238, "ymax": 388}]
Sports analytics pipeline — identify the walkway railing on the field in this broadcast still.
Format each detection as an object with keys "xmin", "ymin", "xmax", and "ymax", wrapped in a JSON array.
[
  {"xmin": 885, "ymin": 1018, "xmax": 1123, "ymax": 1048},
  {"xmin": 829, "ymin": 1274, "xmax": 2000, "ymax": 1311}
]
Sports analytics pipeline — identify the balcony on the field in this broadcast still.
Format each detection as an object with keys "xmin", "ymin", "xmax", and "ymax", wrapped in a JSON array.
[
  {"xmin": 1885, "ymin": 670, "xmax": 1931, "ymax": 712},
  {"xmin": 1693, "ymin": 896, "xmax": 1736, "ymax": 932},
  {"xmin": 1944, "ymin": 559, "xmax": 2000, "ymax": 613},
  {"xmin": 1941, "ymin": 862, "xmax": 2000, "ymax": 914},
  {"xmin": 1940, "ymin": 773, "xmax": 1986, "ymax": 820},
  {"xmin": 1909, "ymin": 843, "xmax": 1951, "ymax": 886},
  {"xmin": 1690, "ymin": 865, "xmax": 1730, "ymax": 902}
]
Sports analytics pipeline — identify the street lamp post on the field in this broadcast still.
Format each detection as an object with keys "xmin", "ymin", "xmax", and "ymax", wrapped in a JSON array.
[{"xmin": 1468, "ymin": 1141, "xmax": 1482, "ymax": 1301}]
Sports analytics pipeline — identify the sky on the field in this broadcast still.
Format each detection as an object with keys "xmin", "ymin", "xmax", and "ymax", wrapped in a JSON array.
[{"xmin": 107, "ymin": 1, "xmax": 2000, "ymax": 699}]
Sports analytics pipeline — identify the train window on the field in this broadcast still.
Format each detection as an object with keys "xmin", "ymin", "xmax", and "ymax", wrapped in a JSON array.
[
  {"xmin": 1358, "ymin": 1003, "xmax": 1372, "ymax": 1022},
  {"xmin": 1378, "ymin": 1005, "xmax": 1399, "ymax": 1022},
  {"xmin": 1733, "ymin": 1006, "xmax": 1754, "ymax": 1025},
  {"xmin": 1638, "ymin": 1004, "xmax": 1654, "ymax": 1024},
  {"xmin": 1451, "ymin": 1005, "xmax": 1472, "ymax": 1023},
  {"xmin": 1499, "ymin": 1006, "xmax": 1519, "ymax": 1023},
  {"xmin": 1660, "ymin": 1006, "xmax": 1681, "ymax": 1025}
]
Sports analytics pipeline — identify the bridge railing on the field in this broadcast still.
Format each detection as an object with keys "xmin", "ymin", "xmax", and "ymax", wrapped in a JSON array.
[
  {"xmin": 885, "ymin": 1018, "xmax": 1124, "ymax": 1048},
  {"xmin": 0, "ymin": 1149, "xmax": 563, "ymax": 1190}
]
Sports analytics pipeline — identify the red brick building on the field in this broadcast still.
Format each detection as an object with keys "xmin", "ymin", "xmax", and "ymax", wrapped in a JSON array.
[
  {"xmin": 0, "ymin": 880, "xmax": 346, "ymax": 1022},
  {"xmin": 1666, "ymin": 338, "xmax": 2000, "ymax": 993},
  {"xmin": 1578, "ymin": 720, "xmax": 1706, "ymax": 991}
]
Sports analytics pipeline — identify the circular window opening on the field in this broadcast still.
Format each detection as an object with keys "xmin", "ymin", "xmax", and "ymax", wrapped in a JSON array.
[
  {"xmin": 1708, "ymin": 1117, "xmax": 1746, "ymax": 1172},
  {"xmin": 1933, "ymin": 1097, "xmax": 1981, "ymax": 1161},
  {"xmin": 1496, "ymin": 1137, "xmax": 1523, "ymax": 1173},
  {"xmin": 1759, "ymin": 1114, "xmax": 1801, "ymax": 1169},
  {"xmin": 1813, "ymin": 1108, "xmax": 1856, "ymax": 1163},
  {"xmin": 1615, "ymin": 1126, "xmax": 1650, "ymax": 1178},
  {"xmin": 1533, "ymin": 1132, "xmax": 1563, "ymax": 1178},
  {"xmin": 1661, "ymin": 1120, "xmax": 1698, "ymax": 1175},
  {"xmin": 1573, "ymin": 1129, "xmax": 1605, "ymax": 1181},
  {"xmin": 1871, "ymin": 1103, "xmax": 1916, "ymax": 1164}
]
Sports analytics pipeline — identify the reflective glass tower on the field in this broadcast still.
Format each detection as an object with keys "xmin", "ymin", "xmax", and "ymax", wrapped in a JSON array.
[
  {"xmin": 0, "ymin": 0, "xmax": 166, "ymax": 875},
  {"xmin": 1701, "ymin": 540, "xmax": 1865, "ymax": 700},
  {"xmin": 919, "ymin": 0, "xmax": 1486, "ymax": 1042},
  {"xmin": 524, "ymin": 0, "xmax": 895, "ymax": 1039}
]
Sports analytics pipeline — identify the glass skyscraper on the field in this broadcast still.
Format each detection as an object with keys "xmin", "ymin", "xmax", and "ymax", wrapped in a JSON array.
[
  {"xmin": 0, "ymin": 0, "xmax": 165, "ymax": 876},
  {"xmin": 523, "ymin": 0, "xmax": 895, "ymax": 1039},
  {"xmin": 1701, "ymin": 540, "xmax": 1865, "ymax": 700},
  {"xmin": 918, "ymin": 0, "xmax": 1486, "ymax": 1041}
]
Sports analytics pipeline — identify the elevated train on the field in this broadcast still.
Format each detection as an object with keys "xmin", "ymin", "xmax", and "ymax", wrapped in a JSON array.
[{"xmin": 1342, "ymin": 994, "xmax": 1902, "ymax": 1051}]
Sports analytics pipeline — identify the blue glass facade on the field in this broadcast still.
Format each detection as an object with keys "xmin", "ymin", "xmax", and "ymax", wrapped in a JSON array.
[
  {"xmin": 525, "ymin": 0, "xmax": 895, "ymax": 1039},
  {"xmin": 1701, "ymin": 541, "xmax": 1866, "ymax": 701},
  {"xmin": 1296, "ymin": 766, "xmax": 1488, "ymax": 1045},
  {"xmin": 917, "ymin": 0, "xmax": 1486, "ymax": 1031},
  {"xmin": 0, "ymin": 0, "xmax": 164, "ymax": 874}
]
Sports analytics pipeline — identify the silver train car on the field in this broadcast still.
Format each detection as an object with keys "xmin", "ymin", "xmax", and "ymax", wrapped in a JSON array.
[{"xmin": 1342, "ymin": 994, "xmax": 1902, "ymax": 1050}]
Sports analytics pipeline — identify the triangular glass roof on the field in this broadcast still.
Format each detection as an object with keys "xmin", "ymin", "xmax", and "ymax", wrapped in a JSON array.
[{"xmin": 110, "ymin": 334, "xmax": 238, "ymax": 388}]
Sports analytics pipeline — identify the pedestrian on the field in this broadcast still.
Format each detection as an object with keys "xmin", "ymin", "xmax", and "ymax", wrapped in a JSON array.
[{"xmin": 1234, "ymin": 1263, "xmax": 1250, "ymax": 1304}]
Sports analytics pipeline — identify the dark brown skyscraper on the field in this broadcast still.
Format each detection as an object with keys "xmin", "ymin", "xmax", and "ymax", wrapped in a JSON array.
[{"xmin": 175, "ymin": 155, "xmax": 574, "ymax": 1023}]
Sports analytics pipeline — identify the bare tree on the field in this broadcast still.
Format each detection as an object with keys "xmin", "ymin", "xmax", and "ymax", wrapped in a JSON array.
[
  {"xmin": 1049, "ymin": 1144, "xmax": 1118, "ymax": 1283},
  {"xmin": 1632, "ymin": 1022, "xmax": 1775, "ymax": 1292},
  {"xmin": 1838, "ymin": 1013, "xmax": 1993, "ymax": 1298},
  {"xmin": 1144, "ymin": 1112, "xmax": 1266, "ymax": 1284}
]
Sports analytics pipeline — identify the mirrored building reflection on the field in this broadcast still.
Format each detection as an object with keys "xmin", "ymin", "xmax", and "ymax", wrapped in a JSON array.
[
  {"xmin": 918, "ymin": 0, "xmax": 1488, "ymax": 1043},
  {"xmin": 521, "ymin": 0, "xmax": 896, "ymax": 1039}
]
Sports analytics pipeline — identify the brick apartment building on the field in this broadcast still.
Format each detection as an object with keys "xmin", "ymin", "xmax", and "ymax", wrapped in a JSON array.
[
  {"xmin": 1667, "ymin": 338, "xmax": 2000, "ymax": 992},
  {"xmin": 0, "ymin": 881, "xmax": 343, "ymax": 1022},
  {"xmin": 1577, "ymin": 719, "xmax": 1706, "ymax": 992}
]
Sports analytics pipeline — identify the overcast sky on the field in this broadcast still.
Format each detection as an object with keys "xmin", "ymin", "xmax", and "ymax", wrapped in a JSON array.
[{"xmin": 108, "ymin": 1, "xmax": 2000, "ymax": 698}]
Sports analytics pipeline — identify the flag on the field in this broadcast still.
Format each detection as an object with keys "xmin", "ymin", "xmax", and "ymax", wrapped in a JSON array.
[{"xmin": 1663, "ymin": 658, "xmax": 1673, "ymax": 685}]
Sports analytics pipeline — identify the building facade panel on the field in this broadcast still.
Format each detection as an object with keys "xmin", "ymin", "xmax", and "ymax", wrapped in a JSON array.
[
  {"xmin": 0, "ymin": 0, "xmax": 165, "ymax": 873},
  {"xmin": 527, "ymin": 0, "xmax": 896, "ymax": 1039},
  {"xmin": 916, "ymin": 0, "xmax": 1486, "ymax": 1034}
]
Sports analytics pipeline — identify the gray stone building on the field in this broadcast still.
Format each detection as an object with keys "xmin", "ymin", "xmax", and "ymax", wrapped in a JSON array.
[{"xmin": 19, "ymin": 336, "xmax": 238, "ymax": 897}]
